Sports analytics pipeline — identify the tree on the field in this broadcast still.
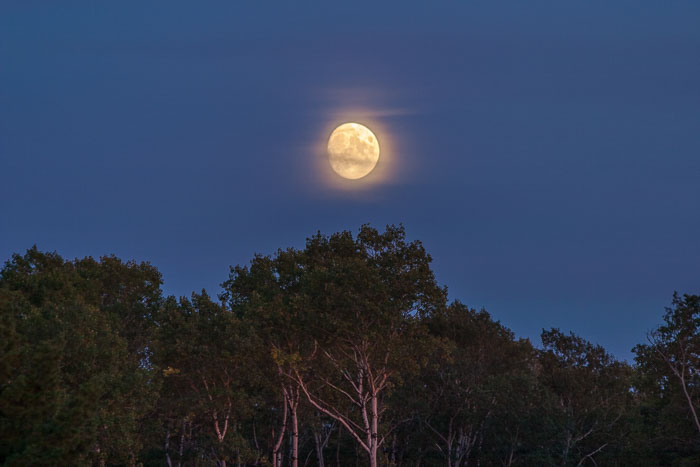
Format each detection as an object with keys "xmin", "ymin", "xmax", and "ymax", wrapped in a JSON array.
[
  {"xmin": 538, "ymin": 329, "xmax": 633, "ymax": 466},
  {"xmin": 633, "ymin": 293, "xmax": 700, "ymax": 462},
  {"xmin": 222, "ymin": 250, "xmax": 312, "ymax": 467},
  {"xmin": 5, "ymin": 236, "xmax": 698, "ymax": 465},
  {"xmin": 0, "ymin": 247, "xmax": 162, "ymax": 465},
  {"xmin": 417, "ymin": 302, "xmax": 534, "ymax": 466},
  {"xmin": 155, "ymin": 292, "xmax": 253, "ymax": 467},
  {"xmin": 275, "ymin": 225, "xmax": 446, "ymax": 467}
]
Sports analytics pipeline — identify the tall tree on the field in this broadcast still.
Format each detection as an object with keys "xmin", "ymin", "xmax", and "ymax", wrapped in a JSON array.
[
  {"xmin": 538, "ymin": 329, "xmax": 633, "ymax": 466},
  {"xmin": 222, "ymin": 250, "xmax": 311, "ymax": 467},
  {"xmin": 156, "ymin": 292, "xmax": 253, "ymax": 467},
  {"xmin": 418, "ymin": 302, "xmax": 534, "ymax": 466},
  {"xmin": 633, "ymin": 293, "xmax": 700, "ymax": 461},
  {"xmin": 281, "ymin": 225, "xmax": 445, "ymax": 467},
  {"xmin": 0, "ymin": 248, "xmax": 162, "ymax": 465}
]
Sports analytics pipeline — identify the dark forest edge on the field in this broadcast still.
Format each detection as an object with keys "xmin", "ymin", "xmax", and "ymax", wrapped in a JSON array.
[{"xmin": 1, "ymin": 225, "xmax": 698, "ymax": 466}]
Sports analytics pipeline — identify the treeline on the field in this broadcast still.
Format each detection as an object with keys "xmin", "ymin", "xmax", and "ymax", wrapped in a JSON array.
[{"xmin": 1, "ymin": 225, "xmax": 699, "ymax": 466}]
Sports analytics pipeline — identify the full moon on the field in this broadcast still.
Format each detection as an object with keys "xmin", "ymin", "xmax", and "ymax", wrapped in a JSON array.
[{"xmin": 327, "ymin": 123, "xmax": 380, "ymax": 180}]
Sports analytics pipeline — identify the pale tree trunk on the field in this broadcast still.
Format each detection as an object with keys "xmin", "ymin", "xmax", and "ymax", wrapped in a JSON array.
[
  {"xmin": 447, "ymin": 421, "xmax": 454, "ymax": 467},
  {"xmin": 653, "ymin": 335, "xmax": 700, "ymax": 436},
  {"xmin": 272, "ymin": 388, "xmax": 288, "ymax": 467},
  {"xmin": 680, "ymin": 372, "xmax": 700, "ymax": 435},
  {"xmin": 198, "ymin": 374, "xmax": 232, "ymax": 467},
  {"xmin": 276, "ymin": 364, "xmax": 303, "ymax": 467},
  {"xmin": 313, "ymin": 432, "xmax": 326, "ymax": 467},
  {"xmin": 503, "ymin": 425, "xmax": 519, "ymax": 467},
  {"xmin": 177, "ymin": 419, "xmax": 187, "ymax": 467},
  {"xmin": 313, "ymin": 419, "xmax": 334, "ymax": 467},
  {"xmin": 291, "ymin": 343, "xmax": 393, "ymax": 467},
  {"xmin": 290, "ymin": 389, "xmax": 300, "ymax": 467},
  {"xmin": 165, "ymin": 428, "xmax": 172, "ymax": 467},
  {"xmin": 369, "ymin": 393, "xmax": 379, "ymax": 467},
  {"xmin": 281, "ymin": 383, "xmax": 301, "ymax": 467}
]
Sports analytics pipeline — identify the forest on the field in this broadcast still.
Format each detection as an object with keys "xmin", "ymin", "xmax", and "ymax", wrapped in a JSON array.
[{"xmin": 1, "ymin": 225, "xmax": 699, "ymax": 466}]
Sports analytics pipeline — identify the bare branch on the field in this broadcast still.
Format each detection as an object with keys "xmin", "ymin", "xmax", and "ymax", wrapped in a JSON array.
[
  {"xmin": 294, "ymin": 371, "xmax": 370, "ymax": 453},
  {"xmin": 576, "ymin": 443, "xmax": 608, "ymax": 466}
]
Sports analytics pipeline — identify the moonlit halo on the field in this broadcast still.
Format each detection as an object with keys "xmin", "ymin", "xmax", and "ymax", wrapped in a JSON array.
[
  {"xmin": 327, "ymin": 123, "xmax": 380, "ymax": 180},
  {"xmin": 309, "ymin": 107, "xmax": 403, "ymax": 192}
]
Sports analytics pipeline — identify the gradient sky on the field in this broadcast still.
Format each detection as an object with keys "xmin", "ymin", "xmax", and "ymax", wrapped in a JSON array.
[{"xmin": 2, "ymin": 1, "xmax": 699, "ymax": 360}]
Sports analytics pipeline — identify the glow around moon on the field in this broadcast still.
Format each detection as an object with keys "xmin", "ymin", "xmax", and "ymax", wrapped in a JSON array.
[{"xmin": 327, "ymin": 123, "xmax": 380, "ymax": 179}]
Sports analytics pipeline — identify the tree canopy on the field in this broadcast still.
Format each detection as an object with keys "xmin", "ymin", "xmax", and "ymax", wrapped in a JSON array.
[{"xmin": 1, "ymin": 228, "xmax": 699, "ymax": 466}]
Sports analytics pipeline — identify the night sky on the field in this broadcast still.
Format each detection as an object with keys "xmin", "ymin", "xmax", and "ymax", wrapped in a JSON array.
[{"xmin": 2, "ymin": 2, "xmax": 699, "ymax": 360}]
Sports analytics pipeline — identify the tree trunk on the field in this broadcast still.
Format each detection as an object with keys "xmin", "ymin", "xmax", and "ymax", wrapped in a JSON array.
[
  {"xmin": 314, "ymin": 431, "xmax": 325, "ymax": 467},
  {"xmin": 680, "ymin": 373, "xmax": 700, "ymax": 435},
  {"xmin": 178, "ymin": 419, "xmax": 186, "ymax": 467},
  {"xmin": 273, "ymin": 393, "xmax": 289, "ymax": 467},
  {"xmin": 369, "ymin": 394, "xmax": 378, "ymax": 467},
  {"xmin": 446, "ymin": 435, "xmax": 453, "ymax": 467},
  {"xmin": 165, "ymin": 428, "xmax": 172, "ymax": 467},
  {"xmin": 218, "ymin": 442, "xmax": 227, "ymax": 467},
  {"xmin": 313, "ymin": 421, "xmax": 334, "ymax": 467},
  {"xmin": 291, "ymin": 404, "xmax": 299, "ymax": 467}
]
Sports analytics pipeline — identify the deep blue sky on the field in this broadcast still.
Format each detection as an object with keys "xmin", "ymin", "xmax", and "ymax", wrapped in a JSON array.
[{"xmin": 2, "ymin": 2, "xmax": 699, "ymax": 360}]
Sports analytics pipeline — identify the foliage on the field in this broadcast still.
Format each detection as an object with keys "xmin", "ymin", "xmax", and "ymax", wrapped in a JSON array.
[
  {"xmin": 1, "ymin": 230, "xmax": 698, "ymax": 465},
  {"xmin": 632, "ymin": 293, "xmax": 700, "ymax": 463},
  {"xmin": 0, "ymin": 247, "xmax": 161, "ymax": 465}
]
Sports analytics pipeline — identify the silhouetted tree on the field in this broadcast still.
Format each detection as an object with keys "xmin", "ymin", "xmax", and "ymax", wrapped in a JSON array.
[
  {"xmin": 632, "ymin": 293, "xmax": 700, "ymax": 463},
  {"xmin": 271, "ymin": 225, "xmax": 445, "ymax": 467},
  {"xmin": 1, "ymin": 233, "xmax": 698, "ymax": 466},
  {"xmin": 156, "ymin": 292, "xmax": 254, "ymax": 466},
  {"xmin": 0, "ymin": 248, "xmax": 161, "ymax": 465},
  {"xmin": 538, "ymin": 329, "xmax": 633, "ymax": 465}
]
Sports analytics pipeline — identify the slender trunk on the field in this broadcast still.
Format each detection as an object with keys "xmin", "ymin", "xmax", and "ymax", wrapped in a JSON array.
[
  {"xmin": 314, "ymin": 431, "xmax": 325, "ymax": 467},
  {"xmin": 291, "ymin": 404, "xmax": 299, "ymax": 467},
  {"xmin": 562, "ymin": 431, "xmax": 572, "ymax": 466},
  {"xmin": 178, "ymin": 419, "xmax": 186, "ymax": 467},
  {"xmin": 253, "ymin": 418, "xmax": 260, "ymax": 452},
  {"xmin": 313, "ymin": 420, "xmax": 333, "ymax": 467},
  {"xmin": 218, "ymin": 442, "xmax": 227, "ymax": 467},
  {"xmin": 165, "ymin": 428, "xmax": 173, "ymax": 467},
  {"xmin": 273, "ymin": 391, "xmax": 289, "ymax": 467},
  {"xmin": 680, "ymin": 374, "xmax": 700, "ymax": 435},
  {"xmin": 369, "ymin": 393, "xmax": 378, "ymax": 467},
  {"xmin": 446, "ymin": 435, "xmax": 453, "ymax": 467}
]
